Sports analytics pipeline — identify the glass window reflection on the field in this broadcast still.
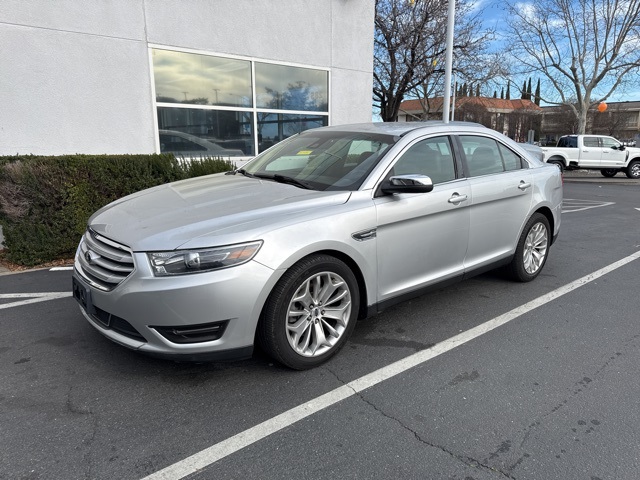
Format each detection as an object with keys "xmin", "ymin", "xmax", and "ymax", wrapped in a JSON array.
[
  {"xmin": 257, "ymin": 114, "xmax": 328, "ymax": 153},
  {"xmin": 157, "ymin": 107, "xmax": 254, "ymax": 156},
  {"xmin": 152, "ymin": 49, "xmax": 252, "ymax": 107},
  {"xmin": 255, "ymin": 63, "xmax": 328, "ymax": 112}
]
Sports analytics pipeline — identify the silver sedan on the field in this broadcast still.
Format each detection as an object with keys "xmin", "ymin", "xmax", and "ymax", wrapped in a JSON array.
[{"xmin": 72, "ymin": 122, "xmax": 562, "ymax": 369}]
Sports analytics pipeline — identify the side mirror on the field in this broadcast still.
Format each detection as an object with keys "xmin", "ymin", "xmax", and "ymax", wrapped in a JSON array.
[{"xmin": 381, "ymin": 174, "xmax": 434, "ymax": 194}]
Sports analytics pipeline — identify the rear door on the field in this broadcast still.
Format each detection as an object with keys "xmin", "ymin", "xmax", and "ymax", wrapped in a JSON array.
[
  {"xmin": 457, "ymin": 135, "xmax": 533, "ymax": 270},
  {"xmin": 579, "ymin": 136, "xmax": 602, "ymax": 166},
  {"xmin": 374, "ymin": 135, "xmax": 470, "ymax": 301}
]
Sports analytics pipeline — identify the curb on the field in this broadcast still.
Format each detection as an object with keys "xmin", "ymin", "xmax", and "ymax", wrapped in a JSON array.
[{"xmin": 562, "ymin": 172, "xmax": 640, "ymax": 185}]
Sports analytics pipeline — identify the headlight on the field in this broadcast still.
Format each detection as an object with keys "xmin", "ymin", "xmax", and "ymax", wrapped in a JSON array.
[{"xmin": 147, "ymin": 241, "xmax": 263, "ymax": 276}]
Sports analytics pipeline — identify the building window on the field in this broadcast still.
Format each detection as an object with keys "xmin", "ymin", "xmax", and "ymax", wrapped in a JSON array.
[{"xmin": 151, "ymin": 48, "xmax": 330, "ymax": 157}]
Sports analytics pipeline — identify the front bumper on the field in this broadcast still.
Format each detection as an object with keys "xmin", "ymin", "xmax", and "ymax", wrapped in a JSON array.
[{"xmin": 73, "ymin": 251, "xmax": 278, "ymax": 360}]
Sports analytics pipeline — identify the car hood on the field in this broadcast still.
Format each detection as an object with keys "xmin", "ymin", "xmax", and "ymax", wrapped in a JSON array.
[{"xmin": 88, "ymin": 174, "xmax": 351, "ymax": 251}]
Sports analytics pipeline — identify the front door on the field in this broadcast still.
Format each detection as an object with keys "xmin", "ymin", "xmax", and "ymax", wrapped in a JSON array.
[
  {"xmin": 374, "ymin": 135, "xmax": 470, "ymax": 302},
  {"xmin": 599, "ymin": 136, "xmax": 627, "ymax": 169}
]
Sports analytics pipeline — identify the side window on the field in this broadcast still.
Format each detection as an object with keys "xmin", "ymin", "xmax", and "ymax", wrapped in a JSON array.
[
  {"xmin": 499, "ymin": 144, "xmax": 524, "ymax": 171},
  {"xmin": 392, "ymin": 136, "xmax": 456, "ymax": 184},
  {"xmin": 583, "ymin": 137, "xmax": 600, "ymax": 147},
  {"xmin": 601, "ymin": 137, "xmax": 620, "ymax": 149},
  {"xmin": 460, "ymin": 136, "xmax": 504, "ymax": 177}
]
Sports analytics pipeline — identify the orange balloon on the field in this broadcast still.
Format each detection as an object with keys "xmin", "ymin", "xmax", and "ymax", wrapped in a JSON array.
[{"xmin": 598, "ymin": 102, "xmax": 607, "ymax": 112}]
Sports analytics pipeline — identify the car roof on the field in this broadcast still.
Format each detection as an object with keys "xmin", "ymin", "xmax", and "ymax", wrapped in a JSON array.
[{"xmin": 307, "ymin": 121, "xmax": 488, "ymax": 137}]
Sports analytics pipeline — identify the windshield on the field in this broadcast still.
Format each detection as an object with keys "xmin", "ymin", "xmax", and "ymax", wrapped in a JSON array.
[{"xmin": 242, "ymin": 130, "xmax": 396, "ymax": 191}]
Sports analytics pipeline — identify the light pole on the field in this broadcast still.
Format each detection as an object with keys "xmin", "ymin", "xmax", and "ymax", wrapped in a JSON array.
[{"xmin": 442, "ymin": 0, "xmax": 456, "ymax": 123}]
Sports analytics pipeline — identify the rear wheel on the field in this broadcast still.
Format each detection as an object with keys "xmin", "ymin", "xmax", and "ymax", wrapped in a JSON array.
[
  {"xmin": 506, "ymin": 213, "xmax": 550, "ymax": 282},
  {"xmin": 600, "ymin": 169, "xmax": 618, "ymax": 178},
  {"xmin": 548, "ymin": 160, "xmax": 564, "ymax": 172},
  {"xmin": 257, "ymin": 254, "xmax": 359, "ymax": 370},
  {"xmin": 626, "ymin": 160, "xmax": 640, "ymax": 179}
]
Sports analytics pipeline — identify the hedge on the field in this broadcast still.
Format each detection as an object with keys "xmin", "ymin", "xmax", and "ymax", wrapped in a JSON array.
[{"xmin": 0, "ymin": 154, "xmax": 236, "ymax": 266}]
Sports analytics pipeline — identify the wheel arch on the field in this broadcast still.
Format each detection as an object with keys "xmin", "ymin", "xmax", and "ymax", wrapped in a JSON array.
[
  {"xmin": 547, "ymin": 155, "xmax": 567, "ymax": 166},
  {"xmin": 534, "ymin": 206, "xmax": 555, "ymax": 244},
  {"xmin": 255, "ymin": 249, "xmax": 370, "ymax": 339}
]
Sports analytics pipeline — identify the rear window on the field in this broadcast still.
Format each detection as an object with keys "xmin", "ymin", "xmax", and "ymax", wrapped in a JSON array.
[{"xmin": 557, "ymin": 136, "xmax": 577, "ymax": 148}]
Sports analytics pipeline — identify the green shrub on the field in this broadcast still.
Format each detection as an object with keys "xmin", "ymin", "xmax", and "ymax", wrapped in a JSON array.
[{"xmin": 0, "ymin": 154, "xmax": 235, "ymax": 266}]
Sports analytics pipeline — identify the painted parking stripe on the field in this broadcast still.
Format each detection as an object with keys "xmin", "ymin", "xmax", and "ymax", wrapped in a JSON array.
[
  {"xmin": 141, "ymin": 250, "xmax": 640, "ymax": 480},
  {"xmin": 50, "ymin": 266, "xmax": 73, "ymax": 271},
  {"xmin": 0, "ymin": 292, "xmax": 72, "ymax": 310},
  {"xmin": 562, "ymin": 198, "xmax": 615, "ymax": 213}
]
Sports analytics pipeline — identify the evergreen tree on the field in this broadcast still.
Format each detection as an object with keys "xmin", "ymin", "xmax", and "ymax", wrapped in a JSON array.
[
  {"xmin": 506, "ymin": 82, "xmax": 511, "ymax": 100},
  {"xmin": 500, "ymin": 87, "xmax": 504, "ymax": 99},
  {"xmin": 526, "ymin": 78, "xmax": 532, "ymax": 100},
  {"xmin": 534, "ymin": 79, "xmax": 541, "ymax": 106},
  {"xmin": 521, "ymin": 80, "xmax": 527, "ymax": 99},
  {"xmin": 493, "ymin": 90, "xmax": 497, "ymax": 98},
  {"xmin": 476, "ymin": 84, "xmax": 481, "ymax": 96}
]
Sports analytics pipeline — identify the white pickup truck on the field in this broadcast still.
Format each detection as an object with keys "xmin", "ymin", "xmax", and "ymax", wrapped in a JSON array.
[{"xmin": 542, "ymin": 134, "xmax": 640, "ymax": 178}]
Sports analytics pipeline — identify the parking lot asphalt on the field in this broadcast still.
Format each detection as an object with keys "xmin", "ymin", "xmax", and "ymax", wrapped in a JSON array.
[{"xmin": 1, "ymin": 181, "xmax": 640, "ymax": 479}]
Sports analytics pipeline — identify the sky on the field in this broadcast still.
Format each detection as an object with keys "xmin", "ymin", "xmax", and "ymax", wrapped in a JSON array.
[{"xmin": 470, "ymin": 0, "xmax": 640, "ymax": 103}]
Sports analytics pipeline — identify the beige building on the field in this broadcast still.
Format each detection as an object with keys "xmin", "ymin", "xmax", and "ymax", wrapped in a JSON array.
[
  {"xmin": 398, "ymin": 97, "xmax": 542, "ymax": 143},
  {"xmin": 540, "ymin": 101, "xmax": 640, "ymax": 145}
]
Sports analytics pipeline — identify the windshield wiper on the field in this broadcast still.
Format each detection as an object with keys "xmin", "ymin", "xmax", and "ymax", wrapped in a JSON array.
[
  {"xmin": 228, "ymin": 168, "xmax": 256, "ymax": 178},
  {"xmin": 252, "ymin": 173, "xmax": 314, "ymax": 190}
]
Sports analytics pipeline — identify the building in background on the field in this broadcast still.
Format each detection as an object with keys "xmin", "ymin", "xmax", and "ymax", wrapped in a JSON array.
[
  {"xmin": 0, "ymin": 1, "xmax": 374, "ymax": 158},
  {"xmin": 398, "ymin": 97, "xmax": 542, "ymax": 143},
  {"xmin": 540, "ymin": 101, "xmax": 640, "ymax": 145}
]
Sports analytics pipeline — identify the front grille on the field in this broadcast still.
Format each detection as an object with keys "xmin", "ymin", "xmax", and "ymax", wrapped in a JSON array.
[{"xmin": 77, "ymin": 229, "xmax": 134, "ymax": 291}]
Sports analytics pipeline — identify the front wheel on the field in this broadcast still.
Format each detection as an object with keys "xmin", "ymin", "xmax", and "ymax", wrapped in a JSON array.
[
  {"xmin": 600, "ymin": 169, "xmax": 618, "ymax": 178},
  {"xmin": 506, "ymin": 213, "xmax": 550, "ymax": 282},
  {"xmin": 626, "ymin": 160, "xmax": 640, "ymax": 179},
  {"xmin": 257, "ymin": 254, "xmax": 359, "ymax": 370}
]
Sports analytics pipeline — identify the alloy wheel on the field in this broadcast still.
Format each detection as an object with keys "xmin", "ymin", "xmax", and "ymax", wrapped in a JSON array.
[
  {"xmin": 285, "ymin": 271, "xmax": 352, "ymax": 357},
  {"xmin": 523, "ymin": 222, "xmax": 548, "ymax": 274}
]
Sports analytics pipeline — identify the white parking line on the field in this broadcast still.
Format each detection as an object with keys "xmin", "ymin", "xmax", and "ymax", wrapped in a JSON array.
[
  {"xmin": 0, "ymin": 292, "xmax": 72, "ymax": 310},
  {"xmin": 50, "ymin": 266, "xmax": 73, "ymax": 271},
  {"xmin": 562, "ymin": 198, "xmax": 615, "ymax": 213},
  {"xmin": 141, "ymin": 250, "xmax": 640, "ymax": 480}
]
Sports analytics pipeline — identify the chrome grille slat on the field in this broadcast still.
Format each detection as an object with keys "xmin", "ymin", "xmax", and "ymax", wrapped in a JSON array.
[
  {"xmin": 77, "ymin": 229, "xmax": 135, "ymax": 290},
  {"xmin": 83, "ymin": 230, "xmax": 134, "ymax": 264}
]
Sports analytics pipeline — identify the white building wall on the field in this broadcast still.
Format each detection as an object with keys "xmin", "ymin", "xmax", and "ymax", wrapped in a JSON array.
[{"xmin": 0, "ymin": 0, "xmax": 374, "ymax": 156}]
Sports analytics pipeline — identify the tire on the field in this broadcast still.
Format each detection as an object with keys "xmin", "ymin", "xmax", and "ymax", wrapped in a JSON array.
[
  {"xmin": 600, "ymin": 169, "xmax": 618, "ymax": 178},
  {"xmin": 548, "ymin": 160, "xmax": 564, "ymax": 173},
  {"xmin": 506, "ymin": 213, "xmax": 550, "ymax": 282},
  {"xmin": 626, "ymin": 160, "xmax": 640, "ymax": 179},
  {"xmin": 257, "ymin": 254, "xmax": 359, "ymax": 370}
]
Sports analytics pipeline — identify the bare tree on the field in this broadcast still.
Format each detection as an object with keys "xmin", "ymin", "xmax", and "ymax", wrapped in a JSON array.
[
  {"xmin": 505, "ymin": 0, "xmax": 640, "ymax": 134},
  {"xmin": 590, "ymin": 103, "xmax": 634, "ymax": 137},
  {"xmin": 373, "ymin": 0, "xmax": 498, "ymax": 122}
]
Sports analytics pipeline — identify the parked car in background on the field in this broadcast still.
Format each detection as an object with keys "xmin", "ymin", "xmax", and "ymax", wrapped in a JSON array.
[
  {"xmin": 159, "ymin": 129, "xmax": 245, "ymax": 157},
  {"xmin": 542, "ymin": 134, "xmax": 640, "ymax": 178},
  {"xmin": 72, "ymin": 122, "xmax": 562, "ymax": 369},
  {"xmin": 519, "ymin": 142, "xmax": 544, "ymax": 162}
]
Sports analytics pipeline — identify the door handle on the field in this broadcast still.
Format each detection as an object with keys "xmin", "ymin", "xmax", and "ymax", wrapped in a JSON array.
[
  {"xmin": 518, "ymin": 181, "xmax": 532, "ymax": 191},
  {"xmin": 448, "ymin": 193, "xmax": 468, "ymax": 205}
]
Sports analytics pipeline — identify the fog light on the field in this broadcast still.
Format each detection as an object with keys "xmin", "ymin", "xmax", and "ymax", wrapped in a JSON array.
[{"xmin": 152, "ymin": 320, "xmax": 229, "ymax": 344}]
